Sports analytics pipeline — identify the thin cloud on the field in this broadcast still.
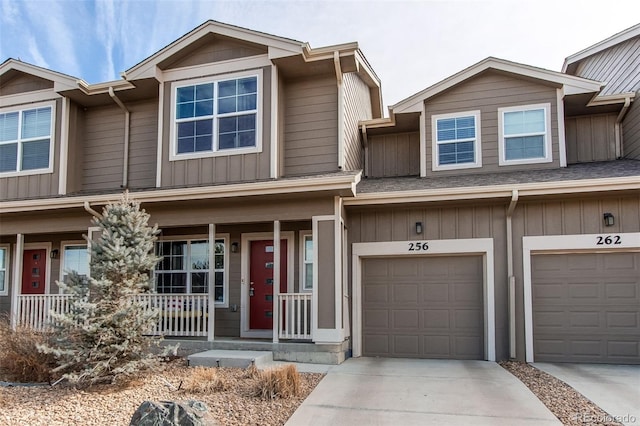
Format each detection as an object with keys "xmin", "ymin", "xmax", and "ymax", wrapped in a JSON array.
[
  {"xmin": 26, "ymin": 35, "xmax": 48, "ymax": 69},
  {"xmin": 95, "ymin": 0, "xmax": 117, "ymax": 81}
]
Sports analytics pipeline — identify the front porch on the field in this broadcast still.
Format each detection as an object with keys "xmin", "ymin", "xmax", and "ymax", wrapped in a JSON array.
[{"xmin": 15, "ymin": 291, "xmax": 312, "ymax": 341}]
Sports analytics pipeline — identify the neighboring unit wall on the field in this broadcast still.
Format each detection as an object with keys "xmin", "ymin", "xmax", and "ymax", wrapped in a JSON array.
[
  {"xmin": 342, "ymin": 73, "xmax": 372, "ymax": 171},
  {"xmin": 572, "ymin": 36, "xmax": 640, "ymax": 97},
  {"xmin": 424, "ymin": 71, "xmax": 560, "ymax": 176},
  {"xmin": 623, "ymin": 96, "xmax": 640, "ymax": 159},
  {"xmin": 565, "ymin": 113, "xmax": 617, "ymax": 163},
  {"xmin": 283, "ymin": 75, "xmax": 339, "ymax": 176},
  {"xmin": 367, "ymin": 132, "xmax": 420, "ymax": 177}
]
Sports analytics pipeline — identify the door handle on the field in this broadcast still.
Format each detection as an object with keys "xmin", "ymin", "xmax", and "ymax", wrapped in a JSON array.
[{"xmin": 249, "ymin": 287, "xmax": 255, "ymax": 297}]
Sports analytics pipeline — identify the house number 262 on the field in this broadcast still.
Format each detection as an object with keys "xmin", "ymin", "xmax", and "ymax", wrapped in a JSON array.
[
  {"xmin": 408, "ymin": 242, "xmax": 429, "ymax": 251},
  {"xmin": 596, "ymin": 235, "xmax": 622, "ymax": 245}
]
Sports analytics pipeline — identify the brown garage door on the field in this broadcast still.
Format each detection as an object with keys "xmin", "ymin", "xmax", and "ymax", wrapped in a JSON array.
[
  {"xmin": 362, "ymin": 256, "xmax": 484, "ymax": 359},
  {"xmin": 532, "ymin": 252, "xmax": 640, "ymax": 364}
]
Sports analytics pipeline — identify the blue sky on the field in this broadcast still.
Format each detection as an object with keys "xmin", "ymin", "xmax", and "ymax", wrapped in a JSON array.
[{"xmin": 1, "ymin": 0, "xmax": 639, "ymax": 108}]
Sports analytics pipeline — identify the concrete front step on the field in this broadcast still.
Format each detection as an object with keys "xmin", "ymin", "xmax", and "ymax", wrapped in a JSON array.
[{"xmin": 187, "ymin": 350, "xmax": 273, "ymax": 369}]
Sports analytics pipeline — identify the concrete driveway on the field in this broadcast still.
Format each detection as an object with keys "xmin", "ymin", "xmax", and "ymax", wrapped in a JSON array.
[
  {"xmin": 286, "ymin": 357, "xmax": 559, "ymax": 425},
  {"xmin": 534, "ymin": 363, "xmax": 640, "ymax": 426}
]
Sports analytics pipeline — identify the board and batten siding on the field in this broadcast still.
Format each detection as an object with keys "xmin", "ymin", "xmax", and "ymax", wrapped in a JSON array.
[
  {"xmin": 0, "ymin": 73, "xmax": 53, "ymax": 96},
  {"xmin": 573, "ymin": 36, "xmax": 640, "ymax": 97},
  {"xmin": 283, "ymin": 75, "xmax": 339, "ymax": 176},
  {"xmin": 342, "ymin": 72, "xmax": 372, "ymax": 171},
  {"xmin": 623, "ymin": 96, "xmax": 640, "ymax": 160},
  {"xmin": 161, "ymin": 35, "xmax": 268, "ymax": 70},
  {"xmin": 0, "ymin": 98, "xmax": 62, "ymax": 200},
  {"xmin": 424, "ymin": 71, "xmax": 560, "ymax": 177},
  {"xmin": 565, "ymin": 113, "xmax": 617, "ymax": 163},
  {"xmin": 160, "ymin": 66, "xmax": 272, "ymax": 187},
  {"xmin": 367, "ymin": 132, "xmax": 420, "ymax": 177}
]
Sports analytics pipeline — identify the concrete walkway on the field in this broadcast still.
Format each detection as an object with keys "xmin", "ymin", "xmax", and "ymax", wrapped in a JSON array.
[
  {"xmin": 534, "ymin": 363, "xmax": 640, "ymax": 426},
  {"xmin": 287, "ymin": 357, "xmax": 559, "ymax": 425}
]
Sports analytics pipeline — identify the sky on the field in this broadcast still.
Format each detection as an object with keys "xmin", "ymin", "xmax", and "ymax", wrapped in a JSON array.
[{"xmin": 1, "ymin": 0, "xmax": 639, "ymax": 110}]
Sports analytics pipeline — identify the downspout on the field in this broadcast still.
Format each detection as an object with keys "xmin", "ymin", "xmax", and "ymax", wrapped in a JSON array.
[
  {"xmin": 84, "ymin": 201, "xmax": 102, "ymax": 219},
  {"xmin": 614, "ymin": 96, "xmax": 632, "ymax": 158},
  {"xmin": 361, "ymin": 124, "xmax": 369, "ymax": 178},
  {"xmin": 506, "ymin": 189, "xmax": 519, "ymax": 359},
  {"xmin": 108, "ymin": 87, "xmax": 130, "ymax": 188},
  {"xmin": 334, "ymin": 51, "xmax": 344, "ymax": 170}
]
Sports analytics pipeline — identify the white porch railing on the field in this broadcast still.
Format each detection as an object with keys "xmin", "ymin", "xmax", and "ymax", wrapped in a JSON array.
[
  {"xmin": 278, "ymin": 293, "xmax": 312, "ymax": 340},
  {"xmin": 16, "ymin": 293, "xmax": 313, "ymax": 340}
]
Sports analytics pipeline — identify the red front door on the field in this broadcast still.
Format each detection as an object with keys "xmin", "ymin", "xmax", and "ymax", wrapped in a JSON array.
[
  {"xmin": 249, "ymin": 240, "xmax": 287, "ymax": 330},
  {"xmin": 22, "ymin": 249, "xmax": 47, "ymax": 295}
]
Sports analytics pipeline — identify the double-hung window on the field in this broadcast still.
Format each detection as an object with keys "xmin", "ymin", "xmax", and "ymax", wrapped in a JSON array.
[
  {"xmin": 61, "ymin": 244, "xmax": 90, "ymax": 284},
  {"xmin": 498, "ymin": 103, "xmax": 552, "ymax": 165},
  {"xmin": 154, "ymin": 238, "xmax": 227, "ymax": 305},
  {"xmin": 172, "ymin": 72, "xmax": 259, "ymax": 160},
  {"xmin": 431, "ymin": 111, "xmax": 481, "ymax": 171},
  {"xmin": 0, "ymin": 102, "xmax": 54, "ymax": 175},
  {"xmin": 0, "ymin": 246, "xmax": 8, "ymax": 296}
]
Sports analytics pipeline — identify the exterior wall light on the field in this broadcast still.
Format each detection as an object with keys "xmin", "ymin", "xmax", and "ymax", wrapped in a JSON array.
[
  {"xmin": 603, "ymin": 213, "xmax": 615, "ymax": 227},
  {"xmin": 231, "ymin": 242, "xmax": 239, "ymax": 253},
  {"xmin": 415, "ymin": 222, "xmax": 423, "ymax": 235},
  {"xmin": 50, "ymin": 249, "xmax": 59, "ymax": 259}
]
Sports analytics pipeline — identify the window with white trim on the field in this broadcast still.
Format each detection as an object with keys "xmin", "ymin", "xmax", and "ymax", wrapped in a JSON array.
[
  {"xmin": 431, "ymin": 111, "xmax": 481, "ymax": 170},
  {"xmin": 0, "ymin": 246, "xmax": 8, "ymax": 295},
  {"xmin": 61, "ymin": 244, "xmax": 89, "ymax": 284},
  {"xmin": 154, "ymin": 239, "xmax": 226, "ymax": 304},
  {"xmin": 498, "ymin": 103, "xmax": 552, "ymax": 165},
  {"xmin": 0, "ymin": 103, "xmax": 54, "ymax": 175},
  {"xmin": 300, "ymin": 232, "xmax": 313, "ymax": 292},
  {"xmin": 172, "ymin": 72, "xmax": 259, "ymax": 159}
]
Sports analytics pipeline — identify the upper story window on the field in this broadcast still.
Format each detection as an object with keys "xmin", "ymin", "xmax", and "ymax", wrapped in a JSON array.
[
  {"xmin": 171, "ymin": 71, "xmax": 261, "ymax": 161},
  {"xmin": 0, "ymin": 102, "xmax": 54, "ymax": 176},
  {"xmin": 154, "ymin": 238, "xmax": 228, "ymax": 306},
  {"xmin": 431, "ymin": 111, "xmax": 481, "ymax": 171},
  {"xmin": 498, "ymin": 103, "xmax": 552, "ymax": 165}
]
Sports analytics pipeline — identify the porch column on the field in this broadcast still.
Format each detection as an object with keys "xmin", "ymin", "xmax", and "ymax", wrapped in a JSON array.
[
  {"xmin": 207, "ymin": 224, "xmax": 216, "ymax": 342},
  {"xmin": 272, "ymin": 220, "xmax": 281, "ymax": 343},
  {"xmin": 10, "ymin": 234, "xmax": 24, "ymax": 330}
]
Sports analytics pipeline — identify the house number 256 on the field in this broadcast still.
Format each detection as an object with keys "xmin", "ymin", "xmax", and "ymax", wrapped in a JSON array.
[
  {"xmin": 596, "ymin": 235, "xmax": 622, "ymax": 245},
  {"xmin": 408, "ymin": 242, "xmax": 429, "ymax": 251}
]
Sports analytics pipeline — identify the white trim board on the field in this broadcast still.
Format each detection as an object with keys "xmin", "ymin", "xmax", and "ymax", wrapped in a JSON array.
[
  {"xmin": 522, "ymin": 232, "xmax": 640, "ymax": 363},
  {"xmin": 351, "ymin": 237, "xmax": 496, "ymax": 361},
  {"xmin": 240, "ymin": 231, "xmax": 294, "ymax": 338}
]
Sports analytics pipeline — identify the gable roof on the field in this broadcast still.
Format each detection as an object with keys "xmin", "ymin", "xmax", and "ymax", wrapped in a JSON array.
[
  {"xmin": 563, "ymin": 23, "xmax": 640, "ymax": 73},
  {"xmin": 124, "ymin": 20, "xmax": 307, "ymax": 80},
  {"xmin": 0, "ymin": 58, "xmax": 79, "ymax": 92},
  {"xmin": 391, "ymin": 57, "xmax": 603, "ymax": 114}
]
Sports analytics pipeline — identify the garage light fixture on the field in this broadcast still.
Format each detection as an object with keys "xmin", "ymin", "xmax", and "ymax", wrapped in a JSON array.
[
  {"xmin": 415, "ymin": 222, "xmax": 423, "ymax": 235},
  {"xmin": 603, "ymin": 213, "xmax": 615, "ymax": 227}
]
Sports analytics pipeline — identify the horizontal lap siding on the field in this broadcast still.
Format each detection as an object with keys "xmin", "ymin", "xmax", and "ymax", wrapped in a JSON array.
[
  {"xmin": 368, "ymin": 132, "xmax": 420, "ymax": 177},
  {"xmin": 623, "ymin": 96, "xmax": 640, "ymax": 160},
  {"xmin": 565, "ymin": 113, "xmax": 617, "ymax": 163},
  {"xmin": 161, "ymin": 67, "xmax": 272, "ymax": 187},
  {"xmin": 128, "ymin": 100, "xmax": 158, "ymax": 189},
  {"xmin": 284, "ymin": 75, "xmax": 339, "ymax": 176},
  {"xmin": 342, "ymin": 73, "xmax": 372, "ymax": 171},
  {"xmin": 82, "ymin": 104, "xmax": 125, "ymax": 191},
  {"xmin": 0, "ymin": 98, "xmax": 62, "ymax": 200},
  {"xmin": 424, "ymin": 71, "xmax": 559, "ymax": 177}
]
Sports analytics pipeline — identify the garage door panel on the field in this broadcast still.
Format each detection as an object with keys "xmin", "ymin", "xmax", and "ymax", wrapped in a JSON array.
[
  {"xmin": 363, "ymin": 256, "xmax": 484, "ymax": 359},
  {"xmin": 532, "ymin": 251, "xmax": 640, "ymax": 364}
]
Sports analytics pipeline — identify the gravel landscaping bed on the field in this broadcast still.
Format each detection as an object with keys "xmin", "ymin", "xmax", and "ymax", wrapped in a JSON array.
[
  {"xmin": 0, "ymin": 360, "xmax": 324, "ymax": 426},
  {"xmin": 500, "ymin": 361, "xmax": 622, "ymax": 426}
]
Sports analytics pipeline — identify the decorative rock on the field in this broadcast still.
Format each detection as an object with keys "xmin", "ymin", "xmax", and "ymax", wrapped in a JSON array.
[{"xmin": 129, "ymin": 400, "xmax": 218, "ymax": 426}]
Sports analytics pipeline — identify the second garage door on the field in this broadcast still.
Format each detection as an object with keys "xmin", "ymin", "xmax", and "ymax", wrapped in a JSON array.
[
  {"xmin": 362, "ymin": 256, "xmax": 484, "ymax": 359},
  {"xmin": 532, "ymin": 252, "xmax": 640, "ymax": 364}
]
